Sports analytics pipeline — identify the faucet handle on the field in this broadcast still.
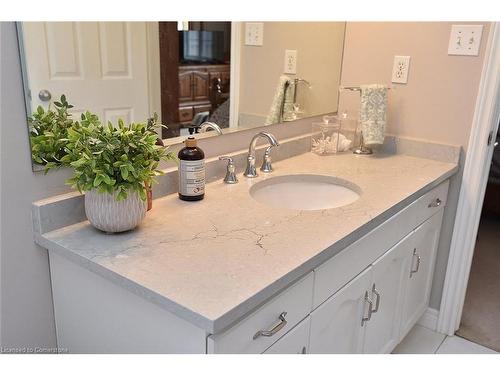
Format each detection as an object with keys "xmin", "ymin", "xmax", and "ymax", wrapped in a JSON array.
[
  {"xmin": 219, "ymin": 156, "xmax": 238, "ymax": 184},
  {"xmin": 260, "ymin": 146, "xmax": 275, "ymax": 173}
]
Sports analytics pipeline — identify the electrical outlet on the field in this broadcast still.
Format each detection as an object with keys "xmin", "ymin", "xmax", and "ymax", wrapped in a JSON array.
[
  {"xmin": 391, "ymin": 55, "xmax": 411, "ymax": 84},
  {"xmin": 245, "ymin": 23, "xmax": 264, "ymax": 46},
  {"xmin": 448, "ymin": 25, "xmax": 483, "ymax": 56},
  {"xmin": 284, "ymin": 50, "xmax": 297, "ymax": 74}
]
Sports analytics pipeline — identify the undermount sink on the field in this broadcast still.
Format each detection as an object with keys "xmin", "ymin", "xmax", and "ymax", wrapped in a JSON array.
[{"xmin": 249, "ymin": 174, "xmax": 361, "ymax": 210}]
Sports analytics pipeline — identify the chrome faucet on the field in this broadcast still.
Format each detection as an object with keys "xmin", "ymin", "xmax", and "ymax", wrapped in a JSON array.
[
  {"xmin": 244, "ymin": 132, "xmax": 279, "ymax": 178},
  {"xmin": 199, "ymin": 122, "xmax": 223, "ymax": 135}
]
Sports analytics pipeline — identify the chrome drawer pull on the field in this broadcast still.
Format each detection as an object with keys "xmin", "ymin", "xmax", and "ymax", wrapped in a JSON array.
[
  {"xmin": 253, "ymin": 312, "xmax": 288, "ymax": 340},
  {"xmin": 410, "ymin": 248, "xmax": 421, "ymax": 278},
  {"xmin": 428, "ymin": 198, "xmax": 442, "ymax": 208},
  {"xmin": 371, "ymin": 284, "xmax": 381, "ymax": 313},
  {"xmin": 361, "ymin": 291, "xmax": 373, "ymax": 326}
]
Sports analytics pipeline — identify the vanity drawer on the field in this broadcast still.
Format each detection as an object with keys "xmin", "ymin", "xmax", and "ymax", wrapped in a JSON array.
[
  {"xmin": 178, "ymin": 107, "xmax": 194, "ymax": 123},
  {"xmin": 414, "ymin": 180, "xmax": 449, "ymax": 226},
  {"xmin": 313, "ymin": 198, "xmax": 419, "ymax": 308},
  {"xmin": 207, "ymin": 272, "xmax": 314, "ymax": 354}
]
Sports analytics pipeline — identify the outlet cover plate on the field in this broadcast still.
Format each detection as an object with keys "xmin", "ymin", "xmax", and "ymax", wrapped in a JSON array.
[
  {"xmin": 391, "ymin": 55, "xmax": 411, "ymax": 84},
  {"xmin": 284, "ymin": 49, "xmax": 297, "ymax": 74},
  {"xmin": 245, "ymin": 22, "xmax": 264, "ymax": 46},
  {"xmin": 448, "ymin": 25, "xmax": 483, "ymax": 56}
]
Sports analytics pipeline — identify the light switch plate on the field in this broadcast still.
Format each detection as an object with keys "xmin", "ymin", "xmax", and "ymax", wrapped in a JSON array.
[
  {"xmin": 284, "ymin": 50, "xmax": 297, "ymax": 74},
  {"xmin": 245, "ymin": 23, "xmax": 264, "ymax": 46},
  {"xmin": 448, "ymin": 25, "xmax": 483, "ymax": 56},
  {"xmin": 391, "ymin": 55, "xmax": 411, "ymax": 84}
]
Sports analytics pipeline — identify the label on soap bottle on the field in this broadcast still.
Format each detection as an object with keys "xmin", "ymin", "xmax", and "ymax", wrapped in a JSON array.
[{"xmin": 179, "ymin": 160, "xmax": 205, "ymax": 196}]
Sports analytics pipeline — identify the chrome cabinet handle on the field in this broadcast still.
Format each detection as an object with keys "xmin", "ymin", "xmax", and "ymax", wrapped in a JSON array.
[
  {"xmin": 253, "ymin": 312, "xmax": 288, "ymax": 340},
  {"xmin": 371, "ymin": 284, "xmax": 381, "ymax": 313},
  {"xmin": 361, "ymin": 291, "xmax": 373, "ymax": 326},
  {"xmin": 428, "ymin": 198, "xmax": 442, "ymax": 208},
  {"xmin": 410, "ymin": 248, "xmax": 421, "ymax": 278}
]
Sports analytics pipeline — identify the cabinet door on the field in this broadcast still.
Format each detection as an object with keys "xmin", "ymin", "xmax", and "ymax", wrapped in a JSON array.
[
  {"xmin": 178, "ymin": 72, "xmax": 193, "ymax": 102},
  {"xmin": 263, "ymin": 317, "xmax": 311, "ymax": 354},
  {"xmin": 400, "ymin": 210, "xmax": 444, "ymax": 338},
  {"xmin": 192, "ymin": 71, "xmax": 209, "ymax": 101},
  {"xmin": 363, "ymin": 233, "xmax": 414, "ymax": 353},
  {"xmin": 309, "ymin": 267, "xmax": 372, "ymax": 354}
]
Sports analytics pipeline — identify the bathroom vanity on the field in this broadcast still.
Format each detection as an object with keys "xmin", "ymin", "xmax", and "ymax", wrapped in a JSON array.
[{"xmin": 33, "ymin": 139, "xmax": 457, "ymax": 354}]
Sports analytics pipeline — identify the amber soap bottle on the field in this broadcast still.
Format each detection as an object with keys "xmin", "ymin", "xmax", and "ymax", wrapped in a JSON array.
[{"xmin": 178, "ymin": 137, "xmax": 205, "ymax": 201}]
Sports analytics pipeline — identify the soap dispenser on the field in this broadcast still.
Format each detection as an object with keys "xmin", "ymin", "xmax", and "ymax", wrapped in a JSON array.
[{"xmin": 178, "ymin": 137, "xmax": 205, "ymax": 201}]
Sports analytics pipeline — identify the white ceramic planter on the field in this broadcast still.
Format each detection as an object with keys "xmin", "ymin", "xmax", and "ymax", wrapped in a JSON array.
[{"xmin": 84, "ymin": 189, "xmax": 147, "ymax": 233}]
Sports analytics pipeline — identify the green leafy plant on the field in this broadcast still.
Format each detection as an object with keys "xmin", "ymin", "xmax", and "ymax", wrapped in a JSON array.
[
  {"xmin": 64, "ymin": 115, "xmax": 176, "ymax": 201},
  {"xmin": 28, "ymin": 95, "xmax": 74, "ymax": 171}
]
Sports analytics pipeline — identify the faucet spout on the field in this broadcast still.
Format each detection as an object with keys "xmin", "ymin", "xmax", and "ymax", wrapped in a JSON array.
[
  {"xmin": 248, "ymin": 132, "xmax": 279, "ymax": 155},
  {"xmin": 199, "ymin": 122, "xmax": 223, "ymax": 135},
  {"xmin": 244, "ymin": 132, "xmax": 279, "ymax": 178}
]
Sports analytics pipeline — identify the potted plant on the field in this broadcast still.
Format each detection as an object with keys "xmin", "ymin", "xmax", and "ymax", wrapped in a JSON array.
[
  {"xmin": 62, "ymin": 113, "xmax": 176, "ymax": 233},
  {"xmin": 29, "ymin": 95, "xmax": 74, "ymax": 171}
]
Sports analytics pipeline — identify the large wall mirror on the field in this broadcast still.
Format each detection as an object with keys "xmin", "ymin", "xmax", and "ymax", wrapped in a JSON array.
[{"xmin": 17, "ymin": 21, "xmax": 346, "ymax": 170}]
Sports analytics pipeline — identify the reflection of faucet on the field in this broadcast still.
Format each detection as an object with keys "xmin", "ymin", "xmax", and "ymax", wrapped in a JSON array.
[
  {"xmin": 244, "ymin": 132, "xmax": 279, "ymax": 178},
  {"xmin": 279, "ymin": 79, "xmax": 312, "ymax": 122},
  {"xmin": 199, "ymin": 122, "xmax": 223, "ymax": 135}
]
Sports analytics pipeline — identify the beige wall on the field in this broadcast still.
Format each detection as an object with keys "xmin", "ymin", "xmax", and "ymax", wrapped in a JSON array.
[
  {"xmin": 238, "ymin": 22, "xmax": 345, "ymax": 125},
  {"xmin": 339, "ymin": 22, "xmax": 491, "ymax": 309}
]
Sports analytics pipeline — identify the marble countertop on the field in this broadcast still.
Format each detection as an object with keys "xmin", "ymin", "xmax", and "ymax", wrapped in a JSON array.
[{"xmin": 35, "ymin": 152, "xmax": 458, "ymax": 334}]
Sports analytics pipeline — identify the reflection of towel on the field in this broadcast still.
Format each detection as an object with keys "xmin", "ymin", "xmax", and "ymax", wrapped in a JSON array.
[
  {"xmin": 265, "ymin": 76, "xmax": 295, "ymax": 125},
  {"xmin": 360, "ymin": 84, "xmax": 388, "ymax": 145}
]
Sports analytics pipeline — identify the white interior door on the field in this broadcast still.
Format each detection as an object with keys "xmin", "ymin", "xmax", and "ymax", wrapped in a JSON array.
[
  {"xmin": 309, "ymin": 267, "xmax": 372, "ymax": 354},
  {"xmin": 401, "ymin": 210, "xmax": 444, "ymax": 338},
  {"xmin": 22, "ymin": 22, "xmax": 151, "ymax": 125},
  {"xmin": 363, "ymin": 233, "xmax": 413, "ymax": 353}
]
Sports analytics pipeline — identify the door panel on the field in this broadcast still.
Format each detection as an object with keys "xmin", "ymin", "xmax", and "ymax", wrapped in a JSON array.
[
  {"xmin": 192, "ymin": 71, "xmax": 209, "ymax": 101},
  {"xmin": 363, "ymin": 233, "xmax": 414, "ymax": 353},
  {"xmin": 178, "ymin": 72, "xmax": 193, "ymax": 102},
  {"xmin": 309, "ymin": 267, "xmax": 372, "ymax": 354},
  {"xmin": 400, "ymin": 210, "xmax": 444, "ymax": 338},
  {"xmin": 22, "ymin": 22, "xmax": 150, "ymax": 124}
]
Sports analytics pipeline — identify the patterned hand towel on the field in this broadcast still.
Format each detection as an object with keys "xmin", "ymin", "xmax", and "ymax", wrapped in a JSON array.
[
  {"xmin": 359, "ymin": 84, "xmax": 388, "ymax": 145},
  {"xmin": 265, "ymin": 75, "xmax": 295, "ymax": 125}
]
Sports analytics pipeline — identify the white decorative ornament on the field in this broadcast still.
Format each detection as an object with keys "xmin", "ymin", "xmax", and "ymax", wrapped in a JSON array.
[{"xmin": 84, "ymin": 189, "xmax": 147, "ymax": 233}]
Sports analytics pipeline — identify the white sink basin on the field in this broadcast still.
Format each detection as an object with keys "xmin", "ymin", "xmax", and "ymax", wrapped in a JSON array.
[{"xmin": 249, "ymin": 174, "xmax": 361, "ymax": 211}]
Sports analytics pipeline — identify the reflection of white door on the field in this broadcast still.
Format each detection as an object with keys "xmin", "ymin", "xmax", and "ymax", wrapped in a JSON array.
[{"xmin": 22, "ymin": 22, "xmax": 151, "ymax": 125}]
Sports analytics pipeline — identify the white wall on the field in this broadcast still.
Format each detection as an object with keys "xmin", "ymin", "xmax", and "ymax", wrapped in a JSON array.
[
  {"xmin": 1, "ymin": 22, "xmax": 74, "ymax": 350},
  {"xmin": 338, "ymin": 22, "xmax": 490, "ymax": 309}
]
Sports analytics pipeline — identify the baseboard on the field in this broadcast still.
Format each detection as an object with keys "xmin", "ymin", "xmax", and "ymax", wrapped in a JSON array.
[{"xmin": 418, "ymin": 307, "xmax": 439, "ymax": 331}]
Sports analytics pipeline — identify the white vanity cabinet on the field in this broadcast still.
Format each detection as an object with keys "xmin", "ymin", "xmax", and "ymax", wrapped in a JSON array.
[
  {"xmin": 309, "ymin": 267, "xmax": 372, "ymax": 353},
  {"xmin": 362, "ymin": 232, "xmax": 413, "ymax": 354},
  {"xmin": 307, "ymin": 210, "xmax": 445, "ymax": 354},
  {"xmin": 400, "ymin": 210, "xmax": 444, "ymax": 339},
  {"xmin": 309, "ymin": 232, "xmax": 413, "ymax": 354},
  {"xmin": 263, "ymin": 317, "xmax": 311, "ymax": 354},
  {"xmin": 281, "ymin": 182, "xmax": 448, "ymax": 354},
  {"xmin": 41, "ymin": 178, "xmax": 450, "ymax": 354}
]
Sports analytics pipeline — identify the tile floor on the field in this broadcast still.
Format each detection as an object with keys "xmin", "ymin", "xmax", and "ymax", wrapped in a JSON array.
[{"xmin": 393, "ymin": 324, "xmax": 498, "ymax": 354}]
